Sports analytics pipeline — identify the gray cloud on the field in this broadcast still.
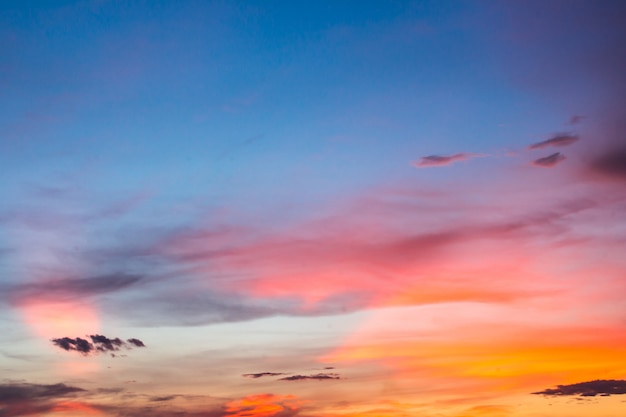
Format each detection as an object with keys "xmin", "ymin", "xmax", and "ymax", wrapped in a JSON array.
[
  {"xmin": 4, "ymin": 273, "xmax": 143, "ymax": 304},
  {"xmin": 51, "ymin": 335, "xmax": 146, "ymax": 356},
  {"xmin": 0, "ymin": 382, "xmax": 86, "ymax": 417},
  {"xmin": 533, "ymin": 379, "xmax": 626, "ymax": 397}
]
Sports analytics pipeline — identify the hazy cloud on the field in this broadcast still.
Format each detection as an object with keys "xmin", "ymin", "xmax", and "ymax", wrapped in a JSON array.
[
  {"xmin": 413, "ymin": 153, "xmax": 478, "ymax": 167},
  {"xmin": 529, "ymin": 133, "xmax": 579, "ymax": 149},
  {"xmin": 568, "ymin": 115, "xmax": 585, "ymax": 125},
  {"xmin": 532, "ymin": 152, "xmax": 566, "ymax": 167},
  {"xmin": 51, "ymin": 335, "xmax": 146, "ymax": 356},
  {"xmin": 532, "ymin": 379, "xmax": 626, "ymax": 397},
  {"xmin": 589, "ymin": 148, "xmax": 626, "ymax": 181}
]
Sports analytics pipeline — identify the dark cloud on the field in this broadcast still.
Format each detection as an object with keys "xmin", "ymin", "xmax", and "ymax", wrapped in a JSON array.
[
  {"xmin": 589, "ymin": 148, "xmax": 626, "ymax": 181},
  {"xmin": 0, "ymin": 382, "xmax": 86, "ymax": 417},
  {"xmin": 242, "ymin": 372, "xmax": 286, "ymax": 379},
  {"xmin": 529, "ymin": 133, "xmax": 579, "ymax": 149},
  {"xmin": 532, "ymin": 152, "xmax": 566, "ymax": 167},
  {"xmin": 51, "ymin": 337, "xmax": 93, "ymax": 354},
  {"xmin": 51, "ymin": 335, "xmax": 145, "ymax": 356},
  {"xmin": 532, "ymin": 379, "xmax": 626, "ymax": 397},
  {"xmin": 0, "ymin": 383, "xmax": 85, "ymax": 402},
  {"xmin": 90, "ymin": 334, "xmax": 124, "ymax": 352},
  {"xmin": 279, "ymin": 373, "xmax": 340, "ymax": 381},
  {"xmin": 127, "ymin": 338, "xmax": 146, "ymax": 347},
  {"xmin": 413, "ymin": 153, "xmax": 478, "ymax": 168}
]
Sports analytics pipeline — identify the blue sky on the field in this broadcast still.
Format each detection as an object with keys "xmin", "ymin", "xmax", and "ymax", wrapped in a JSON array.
[{"xmin": 1, "ymin": 1, "xmax": 626, "ymax": 416}]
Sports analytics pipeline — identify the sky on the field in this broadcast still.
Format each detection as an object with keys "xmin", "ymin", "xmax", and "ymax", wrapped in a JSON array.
[{"xmin": 1, "ymin": 0, "xmax": 626, "ymax": 416}]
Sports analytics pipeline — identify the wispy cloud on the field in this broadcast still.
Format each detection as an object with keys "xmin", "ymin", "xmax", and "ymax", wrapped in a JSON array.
[
  {"xmin": 532, "ymin": 152, "xmax": 565, "ymax": 167},
  {"xmin": 412, "ymin": 153, "xmax": 479, "ymax": 168},
  {"xmin": 533, "ymin": 379, "xmax": 626, "ymax": 397},
  {"xmin": 568, "ymin": 115, "xmax": 585, "ymax": 125},
  {"xmin": 528, "ymin": 133, "xmax": 579, "ymax": 149},
  {"xmin": 279, "ymin": 373, "xmax": 340, "ymax": 381},
  {"xmin": 243, "ymin": 372, "xmax": 287, "ymax": 379}
]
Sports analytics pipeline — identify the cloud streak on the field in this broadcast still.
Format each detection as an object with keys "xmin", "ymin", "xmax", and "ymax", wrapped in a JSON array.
[
  {"xmin": 279, "ymin": 373, "xmax": 340, "ymax": 381},
  {"xmin": 413, "ymin": 153, "xmax": 479, "ymax": 168},
  {"xmin": 532, "ymin": 152, "xmax": 565, "ymax": 167},
  {"xmin": 528, "ymin": 133, "xmax": 579, "ymax": 149},
  {"xmin": 533, "ymin": 379, "xmax": 626, "ymax": 397},
  {"xmin": 243, "ymin": 372, "xmax": 287, "ymax": 379}
]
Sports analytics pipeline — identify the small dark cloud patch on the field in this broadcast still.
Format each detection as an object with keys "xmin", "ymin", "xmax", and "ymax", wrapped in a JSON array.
[
  {"xmin": 242, "ymin": 372, "xmax": 286, "ymax": 379},
  {"xmin": 589, "ymin": 148, "xmax": 626, "ymax": 180},
  {"xmin": 150, "ymin": 395, "xmax": 178, "ymax": 402},
  {"xmin": 413, "ymin": 153, "xmax": 477, "ymax": 168},
  {"xmin": 51, "ymin": 335, "xmax": 146, "ymax": 356},
  {"xmin": 533, "ymin": 152, "xmax": 566, "ymax": 167},
  {"xmin": 90, "ymin": 335, "xmax": 123, "ymax": 352},
  {"xmin": 529, "ymin": 133, "xmax": 579, "ymax": 149},
  {"xmin": 279, "ymin": 373, "xmax": 340, "ymax": 381},
  {"xmin": 127, "ymin": 338, "xmax": 146, "ymax": 347},
  {"xmin": 532, "ymin": 379, "xmax": 626, "ymax": 397},
  {"xmin": 51, "ymin": 337, "xmax": 93, "ymax": 354},
  {"xmin": 569, "ymin": 115, "xmax": 585, "ymax": 125}
]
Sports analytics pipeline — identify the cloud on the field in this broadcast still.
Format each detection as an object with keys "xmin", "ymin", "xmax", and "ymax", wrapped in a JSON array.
[
  {"xmin": 588, "ymin": 148, "xmax": 626, "ymax": 181},
  {"xmin": 51, "ymin": 334, "xmax": 146, "ymax": 356},
  {"xmin": 4, "ymin": 273, "xmax": 143, "ymax": 303},
  {"xmin": 569, "ymin": 115, "xmax": 585, "ymax": 125},
  {"xmin": 532, "ymin": 152, "xmax": 566, "ymax": 167},
  {"xmin": 0, "ymin": 383, "xmax": 87, "ymax": 417},
  {"xmin": 51, "ymin": 337, "xmax": 94, "ymax": 354},
  {"xmin": 243, "ymin": 372, "xmax": 287, "ymax": 379},
  {"xmin": 279, "ymin": 373, "xmax": 340, "ymax": 381},
  {"xmin": 224, "ymin": 393, "xmax": 301, "ymax": 417},
  {"xmin": 528, "ymin": 133, "xmax": 579, "ymax": 149},
  {"xmin": 412, "ymin": 153, "xmax": 479, "ymax": 168},
  {"xmin": 532, "ymin": 379, "xmax": 626, "ymax": 397},
  {"xmin": 127, "ymin": 338, "xmax": 146, "ymax": 347}
]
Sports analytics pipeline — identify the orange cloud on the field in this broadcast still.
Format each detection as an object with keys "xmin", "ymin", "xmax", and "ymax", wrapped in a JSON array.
[
  {"xmin": 224, "ymin": 393, "xmax": 302, "ymax": 417},
  {"xmin": 52, "ymin": 400, "xmax": 103, "ymax": 415}
]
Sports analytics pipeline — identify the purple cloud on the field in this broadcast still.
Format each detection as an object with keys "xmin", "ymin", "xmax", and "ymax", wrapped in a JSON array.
[
  {"xmin": 532, "ymin": 152, "xmax": 566, "ymax": 167},
  {"xmin": 413, "ymin": 153, "xmax": 479, "ymax": 168},
  {"xmin": 529, "ymin": 133, "xmax": 579, "ymax": 149}
]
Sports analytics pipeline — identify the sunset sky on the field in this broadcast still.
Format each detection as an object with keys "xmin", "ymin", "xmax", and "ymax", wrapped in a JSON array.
[{"xmin": 1, "ymin": 1, "xmax": 626, "ymax": 416}]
